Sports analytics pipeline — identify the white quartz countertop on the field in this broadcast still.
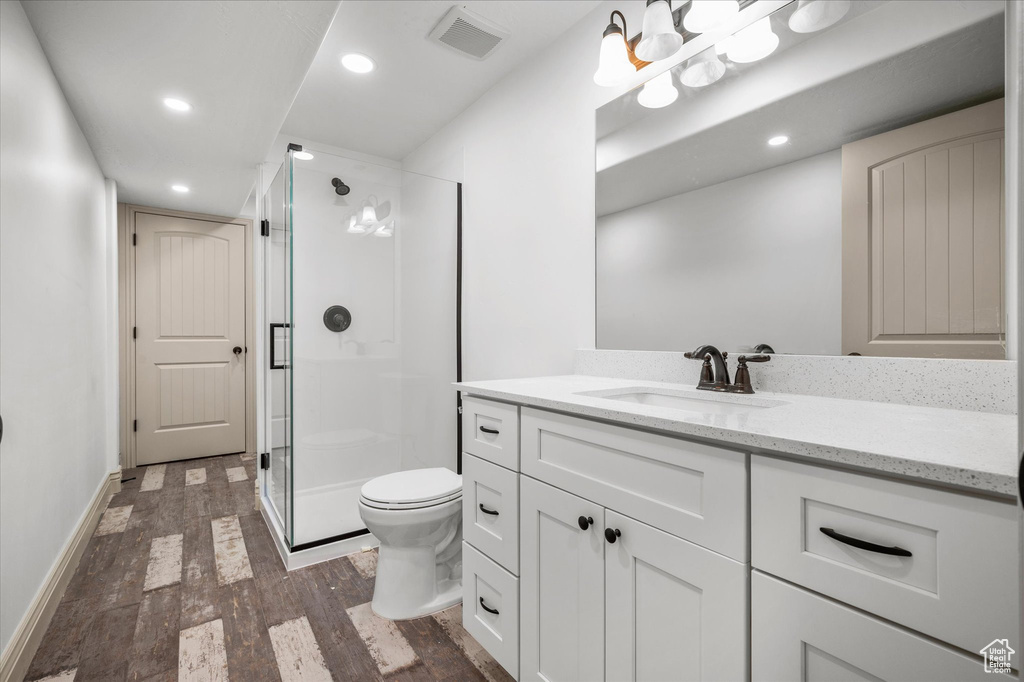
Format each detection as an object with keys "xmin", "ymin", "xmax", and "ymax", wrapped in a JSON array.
[{"xmin": 456, "ymin": 375, "xmax": 1019, "ymax": 498}]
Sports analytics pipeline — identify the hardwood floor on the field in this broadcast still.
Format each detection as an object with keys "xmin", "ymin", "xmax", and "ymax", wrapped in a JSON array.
[{"xmin": 25, "ymin": 454, "xmax": 513, "ymax": 682}]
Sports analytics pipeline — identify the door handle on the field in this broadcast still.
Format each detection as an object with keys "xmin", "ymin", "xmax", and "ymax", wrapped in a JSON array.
[
  {"xmin": 233, "ymin": 346, "xmax": 242, "ymax": 356},
  {"xmin": 269, "ymin": 322, "xmax": 290, "ymax": 370}
]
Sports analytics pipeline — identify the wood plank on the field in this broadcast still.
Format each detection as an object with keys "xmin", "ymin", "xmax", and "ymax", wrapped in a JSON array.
[
  {"xmin": 180, "ymin": 515, "xmax": 222, "ymax": 630},
  {"xmin": 186, "ymin": 468, "xmax": 208, "ymax": 486},
  {"xmin": 229, "ymin": 479, "xmax": 258, "ymax": 517},
  {"xmin": 433, "ymin": 606, "xmax": 515, "ymax": 682},
  {"xmin": 149, "ymin": 484, "xmax": 186, "ymax": 538},
  {"xmin": 74, "ymin": 603, "xmax": 140, "ymax": 680},
  {"xmin": 96, "ymin": 505, "xmax": 134, "ymax": 536},
  {"xmin": 925, "ymin": 149, "xmax": 950, "ymax": 334},
  {"xmin": 226, "ymin": 466, "xmax": 248, "ymax": 483},
  {"xmin": 972, "ymin": 137, "xmax": 1002, "ymax": 332},
  {"xmin": 140, "ymin": 464, "xmax": 167, "ymax": 492},
  {"xmin": 397, "ymin": 610, "xmax": 488, "ymax": 682},
  {"xmin": 61, "ymin": 534, "xmax": 122, "ymax": 602},
  {"xmin": 101, "ymin": 504, "xmax": 157, "ymax": 611},
  {"xmin": 218, "ymin": 579, "xmax": 282, "ymax": 682},
  {"xmin": 902, "ymin": 154, "xmax": 927, "ymax": 334},
  {"xmin": 179, "ymin": 618, "xmax": 229, "ymax": 682},
  {"xmin": 319, "ymin": 555, "xmax": 374, "ymax": 609},
  {"xmin": 267, "ymin": 616, "xmax": 331, "ymax": 682},
  {"xmin": 346, "ymin": 602, "xmax": 421, "ymax": 676},
  {"xmin": 24, "ymin": 595, "xmax": 100, "ymax": 680},
  {"xmin": 348, "ymin": 549, "xmax": 378, "ymax": 581},
  {"xmin": 144, "ymin": 533, "xmax": 184, "ymax": 592},
  {"xmin": 185, "ymin": 482, "xmax": 212, "ymax": 519},
  {"xmin": 127, "ymin": 585, "xmax": 181, "ymax": 681},
  {"xmin": 881, "ymin": 164, "xmax": 906, "ymax": 334},
  {"xmin": 948, "ymin": 143, "xmax": 975, "ymax": 333}
]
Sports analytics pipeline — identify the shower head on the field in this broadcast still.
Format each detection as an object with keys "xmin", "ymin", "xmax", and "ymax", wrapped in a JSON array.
[{"xmin": 332, "ymin": 178, "xmax": 351, "ymax": 196}]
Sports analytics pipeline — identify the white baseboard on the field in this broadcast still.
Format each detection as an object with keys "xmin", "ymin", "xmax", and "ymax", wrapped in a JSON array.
[{"xmin": 0, "ymin": 469, "xmax": 121, "ymax": 682}]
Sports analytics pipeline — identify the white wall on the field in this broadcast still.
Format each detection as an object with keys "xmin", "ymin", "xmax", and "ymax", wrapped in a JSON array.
[
  {"xmin": 597, "ymin": 151, "xmax": 842, "ymax": 355},
  {"xmin": 0, "ymin": 0, "xmax": 117, "ymax": 655}
]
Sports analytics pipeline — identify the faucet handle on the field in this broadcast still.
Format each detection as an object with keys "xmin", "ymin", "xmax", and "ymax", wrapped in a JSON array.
[{"xmin": 737, "ymin": 354, "xmax": 770, "ymax": 364}]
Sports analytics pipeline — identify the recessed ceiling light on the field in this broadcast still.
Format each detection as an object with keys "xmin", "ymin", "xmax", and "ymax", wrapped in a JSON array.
[
  {"xmin": 293, "ymin": 151, "xmax": 314, "ymax": 161},
  {"xmin": 163, "ymin": 98, "xmax": 192, "ymax": 112},
  {"xmin": 341, "ymin": 53, "xmax": 375, "ymax": 74},
  {"xmin": 171, "ymin": 184, "xmax": 190, "ymax": 193},
  {"xmin": 768, "ymin": 135, "xmax": 789, "ymax": 146}
]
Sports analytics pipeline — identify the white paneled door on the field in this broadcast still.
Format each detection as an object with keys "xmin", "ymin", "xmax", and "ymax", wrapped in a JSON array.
[{"xmin": 135, "ymin": 212, "xmax": 246, "ymax": 464}]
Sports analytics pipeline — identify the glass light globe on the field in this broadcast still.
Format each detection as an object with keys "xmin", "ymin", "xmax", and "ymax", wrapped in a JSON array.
[
  {"xmin": 359, "ymin": 201, "xmax": 377, "ymax": 224},
  {"xmin": 347, "ymin": 215, "xmax": 366, "ymax": 234},
  {"xmin": 683, "ymin": 0, "xmax": 739, "ymax": 34},
  {"xmin": 680, "ymin": 48, "xmax": 726, "ymax": 88},
  {"xmin": 637, "ymin": 71, "xmax": 679, "ymax": 109},
  {"xmin": 788, "ymin": 0, "xmax": 850, "ymax": 33},
  {"xmin": 593, "ymin": 29, "xmax": 634, "ymax": 86},
  {"xmin": 636, "ymin": 0, "xmax": 683, "ymax": 62},
  {"xmin": 726, "ymin": 17, "xmax": 779, "ymax": 63}
]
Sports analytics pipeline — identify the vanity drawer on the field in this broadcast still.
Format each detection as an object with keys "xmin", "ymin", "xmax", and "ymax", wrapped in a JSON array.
[
  {"xmin": 462, "ymin": 454, "xmax": 519, "ymax": 575},
  {"xmin": 520, "ymin": 407, "xmax": 748, "ymax": 562},
  {"xmin": 752, "ymin": 571, "xmax": 1000, "ymax": 682},
  {"xmin": 462, "ymin": 542, "xmax": 519, "ymax": 680},
  {"xmin": 462, "ymin": 396, "xmax": 519, "ymax": 471},
  {"xmin": 751, "ymin": 455, "xmax": 1019, "ymax": 656}
]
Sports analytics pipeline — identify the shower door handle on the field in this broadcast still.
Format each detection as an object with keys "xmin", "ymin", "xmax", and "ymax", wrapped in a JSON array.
[{"xmin": 269, "ymin": 323, "xmax": 291, "ymax": 370}]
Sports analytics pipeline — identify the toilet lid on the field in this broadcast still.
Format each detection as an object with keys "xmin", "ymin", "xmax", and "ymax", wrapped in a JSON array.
[{"xmin": 360, "ymin": 468, "xmax": 462, "ymax": 505}]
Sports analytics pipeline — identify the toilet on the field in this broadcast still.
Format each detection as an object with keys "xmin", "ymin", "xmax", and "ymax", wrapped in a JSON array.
[{"xmin": 357, "ymin": 467, "xmax": 463, "ymax": 620}]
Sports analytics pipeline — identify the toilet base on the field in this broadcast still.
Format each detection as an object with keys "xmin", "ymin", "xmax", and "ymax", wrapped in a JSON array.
[{"xmin": 371, "ymin": 576, "xmax": 462, "ymax": 621}]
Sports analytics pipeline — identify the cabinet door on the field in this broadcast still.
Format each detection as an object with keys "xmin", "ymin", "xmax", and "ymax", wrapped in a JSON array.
[
  {"xmin": 520, "ymin": 476, "xmax": 605, "ymax": 682},
  {"xmin": 752, "ymin": 572, "xmax": 1000, "ymax": 681},
  {"xmin": 605, "ymin": 511, "xmax": 749, "ymax": 682}
]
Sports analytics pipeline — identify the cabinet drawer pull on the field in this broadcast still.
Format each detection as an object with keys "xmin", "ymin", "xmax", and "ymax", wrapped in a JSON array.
[
  {"xmin": 605, "ymin": 528, "xmax": 621, "ymax": 544},
  {"xmin": 578, "ymin": 516, "xmax": 593, "ymax": 530},
  {"xmin": 479, "ymin": 425, "xmax": 500, "ymax": 435},
  {"xmin": 479, "ymin": 504, "xmax": 499, "ymax": 516},
  {"xmin": 479, "ymin": 597, "xmax": 499, "ymax": 615},
  {"xmin": 819, "ymin": 527, "xmax": 912, "ymax": 557}
]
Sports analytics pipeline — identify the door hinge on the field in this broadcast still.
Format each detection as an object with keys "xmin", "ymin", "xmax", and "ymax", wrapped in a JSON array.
[
  {"xmin": 260, "ymin": 452, "xmax": 270, "ymax": 470},
  {"xmin": 132, "ymin": 326, "xmax": 137, "ymax": 340},
  {"xmin": 260, "ymin": 219, "xmax": 270, "ymax": 237},
  {"xmin": 132, "ymin": 233, "xmax": 137, "ymax": 246},
  {"xmin": 133, "ymin": 419, "xmax": 137, "ymax": 432}
]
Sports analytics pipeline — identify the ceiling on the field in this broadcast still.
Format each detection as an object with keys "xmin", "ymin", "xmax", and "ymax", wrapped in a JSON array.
[
  {"xmin": 21, "ymin": 0, "xmax": 339, "ymax": 217},
  {"xmin": 280, "ymin": 0, "xmax": 600, "ymax": 161},
  {"xmin": 596, "ymin": 0, "xmax": 1005, "ymax": 217}
]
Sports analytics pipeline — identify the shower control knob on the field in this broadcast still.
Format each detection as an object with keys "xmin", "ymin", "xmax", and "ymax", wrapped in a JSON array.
[{"xmin": 578, "ymin": 516, "xmax": 593, "ymax": 530}]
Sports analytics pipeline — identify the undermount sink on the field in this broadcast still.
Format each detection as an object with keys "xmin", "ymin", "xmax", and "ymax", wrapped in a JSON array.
[{"xmin": 577, "ymin": 388, "xmax": 786, "ymax": 416}]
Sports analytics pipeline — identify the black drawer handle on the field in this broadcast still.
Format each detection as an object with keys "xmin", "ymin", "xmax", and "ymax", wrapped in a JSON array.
[
  {"xmin": 605, "ymin": 528, "xmax": 621, "ymax": 544},
  {"xmin": 820, "ymin": 527, "xmax": 912, "ymax": 557},
  {"xmin": 578, "ymin": 516, "xmax": 593, "ymax": 530},
  {"xmin": 479, "ymin": 597, "xmax": 499, "ymax": 615},
  {"xmin": 479, "ymin": 425, "xmax": 500, "ymax": 435},
  {"xmin": 479, "ymin": 504, "xmax": 499, "ymax": 516}
]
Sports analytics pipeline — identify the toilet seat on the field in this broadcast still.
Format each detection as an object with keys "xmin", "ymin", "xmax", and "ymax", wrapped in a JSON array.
[{"xmin": 359, "ymin": 468, "xmax": 462, "ymax": 510}]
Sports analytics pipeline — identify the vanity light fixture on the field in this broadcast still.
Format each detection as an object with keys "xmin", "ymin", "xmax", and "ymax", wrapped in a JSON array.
[
  {"xmin": 347, "ymin": 215, "xmax": 367, "ymax": 234},
  {"xmin": 171, "ymin": 184, "xmax": 190, "ymax": 193},
  {"xmin": 373, "ymin": 221, "xmax": 394, "ymax": 238},
  {"xmin": 341, "ymin": 53, "xmax": 375, "ymax": 74},
  {"xmin": 788, "ymin": 0, "xmax": 850, "ymax": 33},
  {"xmin": 635, "ymin": 0, "xmax": 683, "ymax": 62},
  {"xmin": 637, "ymin": 70, "xmax": 679, "ymax": 109},
  {"xmin": 593, "ymin": 11, "xmax": 638, "ymax": 86},
  {"xmin": 767, "ymin": 134, "xmax": 789, "ymax": 146},
  {"xmin": 726, "ymin": 16, "xmax": 779, "ymax": 63},
  {"xmin": 680, "ymin": 47, "xmax": 726, "ymax": 87},
  {"xmin": 294, "ymin": 151, "xmax": 314, "ymax": 161},
  {"xmin": 359, "ymin": 197, "xmax": 378, "ymax": 225},
  {"xmin": 163, "ymin": 97, "xmax": 192, "ymax": 112},
  {"xmin": 682, "ymin": 0, "xmax": 739, "ymax": 34}
]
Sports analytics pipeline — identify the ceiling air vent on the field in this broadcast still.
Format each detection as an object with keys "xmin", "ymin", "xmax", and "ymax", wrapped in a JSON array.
[{"xmin": 429, "ymin": 6, "xmax": 510, "ymax": 61}]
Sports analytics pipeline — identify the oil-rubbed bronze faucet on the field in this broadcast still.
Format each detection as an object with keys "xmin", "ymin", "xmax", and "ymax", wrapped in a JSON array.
[
  {"xmin": 683, "ymin": 345, "xmax": 730, "ymax": 391},
  {"xmin": 684, "ymin": 346, "xmax": 771, "ymax": 394}
]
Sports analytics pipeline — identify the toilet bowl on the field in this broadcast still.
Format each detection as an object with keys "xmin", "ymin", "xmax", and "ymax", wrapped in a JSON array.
[{"xmin": 357, "ymin": 467, "xmax": 463, "ymax": 620}]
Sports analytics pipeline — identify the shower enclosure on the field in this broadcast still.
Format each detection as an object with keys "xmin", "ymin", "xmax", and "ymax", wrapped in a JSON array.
[{"xmin": 262, "ymin": 146, "xmax": 459, "ymax": 553}]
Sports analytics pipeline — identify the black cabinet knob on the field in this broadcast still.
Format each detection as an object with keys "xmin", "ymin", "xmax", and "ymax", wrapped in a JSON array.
[
  {"xmin": 578, "ymin": 516, "xmax": 593, "ymax": 530},
  {"xmin": 604, "ymin": 528, "xmax": 621, "ymax": 544}
]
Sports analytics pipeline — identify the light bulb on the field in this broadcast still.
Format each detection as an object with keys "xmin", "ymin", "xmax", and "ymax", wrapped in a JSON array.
[
  {"xmin": 635, "ymin": 0, "xmax": 683, "ymax": 62},
  {"xmin": 683, "ymin": 0, "xmax": 739, "ymax": 34},
  {"xmin": 726, "ymin": 17, "xmax": 779, "ymax": 63},
  {"xmin": 163, "ymin": 98, "xmax": 192, "ymax": 112},
  {"xmin": 788, "ymin": 0, "xmax": 850, "ymax": 33},
  {"xmin": 347, "ymin": 215, "xmax": 366, "ymax": 234},
  {"xmin": 171, "ymin": 184, "xmax": 189, "ymax": 193},
  {"xmin": 293, "ymin": 151, "xmax": 314, "ymax": 161},
  {"xmin": 768, "ymin": 135, "xmax": 789, "ymax": 146},
  {"xmin": 341, "ymin": 53, "xmax": 375, "ymax": 74},
  {"xmin": 637, "ymin": 71, "xmax": 678, "ymax": 109},
  {"xmin": 373, "ymin": 222, "xmax": 394, "ymax": 238},
  {"xmin": 593, "ymin": 25, "xmax": 634, "ymax": 87},
  {"xmin": 680, "ymin": 47, "xmax": 726, "ymax": 88}
]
